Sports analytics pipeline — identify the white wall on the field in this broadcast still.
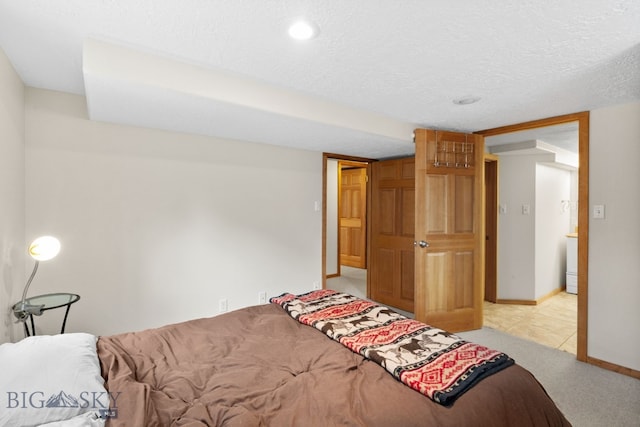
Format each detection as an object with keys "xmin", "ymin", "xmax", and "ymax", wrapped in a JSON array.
[
  {"xmin": 497, "ymin": 155, "xmax": 539, "ymax": 300},
  {"xmin": 497, "ymin": 153, "xmax": 571, "ymax": 301},
  {"xmin": 534, "ymin": 164, "xmax": 571, "ymax": 299},
  {"xmin": 24, "ymin": 88, "xmax": 323, "ymax": 336},
  {"xmin": 589, "ymin": 101, "xmax": 640, "ymax": 371},
  {"xmin": 326, "ymin": 159, "xmax": 338, "ymax": 276},
  {"xmin": 0, "ymin": 48, "xmax": 25, "ymax": 343},
  {"xmin": 569, "ymin": 170, "xmax": 579, "ymax": 232}
]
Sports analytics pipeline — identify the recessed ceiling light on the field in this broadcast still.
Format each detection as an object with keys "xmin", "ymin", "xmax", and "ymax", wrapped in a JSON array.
[
  {"xmin": 288, "ymin": 19, "xmax": 319, "ymax": 41},
  {"xmin": 453, "ymin": 96, "xmax": 481, "ymax": 105}
]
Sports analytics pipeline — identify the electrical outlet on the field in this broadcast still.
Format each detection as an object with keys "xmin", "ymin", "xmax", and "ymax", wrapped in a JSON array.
[
  {"xmin": 219, "ymin": 299, "xmax": 228, "ymax": 313},
  {"xmin": 259, "ymin": 291, "xmax": 267, "ymax": 304},
  {"xmin": 313, "ymin": 281, "xmax": 321, "ymax": 290}
]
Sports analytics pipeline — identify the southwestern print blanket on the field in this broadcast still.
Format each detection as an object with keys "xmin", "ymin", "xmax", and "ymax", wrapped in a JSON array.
[{"xmin": 270, "ymin": 290, "xmax": 514, "ymax": 406}]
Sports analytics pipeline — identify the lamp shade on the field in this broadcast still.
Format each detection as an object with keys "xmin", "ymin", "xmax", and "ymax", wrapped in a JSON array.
[{"xmin": 28, "ymin": 236, "xmax": 61, "ymax": 261}]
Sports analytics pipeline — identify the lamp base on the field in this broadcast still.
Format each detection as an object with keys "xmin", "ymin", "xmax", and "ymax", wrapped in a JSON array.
[{"xmin": 13, "ymin": 303, "xmax": 45, "ymax": 322}]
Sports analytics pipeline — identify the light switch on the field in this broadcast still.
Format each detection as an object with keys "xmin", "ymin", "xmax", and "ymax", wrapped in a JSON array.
[
  {"xmin": 593, "ymin": 204, "xmax": 605, "ymax": 219},
  {"xmin": 522, "ymin": 204, "xmax": 531, "ymax": 215},
  {"xmin": 499, "ymin": 204, "xmax": 507, "ymax": 214}
]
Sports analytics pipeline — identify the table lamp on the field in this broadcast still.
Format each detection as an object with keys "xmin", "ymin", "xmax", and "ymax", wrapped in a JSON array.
[{"xmin": 13, "ymin": 236, "xmax": 61, "ymax": 322}]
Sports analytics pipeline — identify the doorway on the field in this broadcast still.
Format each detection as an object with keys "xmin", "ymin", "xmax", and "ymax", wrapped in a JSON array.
[
  {"xmin": 322, "ymin": 153, "xmax": 373, "ymax": 284},
  {"xmin": 477, "ymin": 111, "xmax": 589, "ymax": 362}
]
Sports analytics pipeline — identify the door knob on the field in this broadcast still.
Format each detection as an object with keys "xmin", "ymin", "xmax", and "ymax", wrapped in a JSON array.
[{"xmin": 414, "ymin": 240, "xmax": 429, "ymax": 248}]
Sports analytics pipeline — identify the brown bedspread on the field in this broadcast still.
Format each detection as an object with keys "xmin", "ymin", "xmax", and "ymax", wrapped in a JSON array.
[{"xmin": 97, "ymin": 304, "xmax": 571, "ymax": 426}]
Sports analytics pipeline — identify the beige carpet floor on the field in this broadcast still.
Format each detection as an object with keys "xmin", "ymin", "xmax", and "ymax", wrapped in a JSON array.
[{"xmin": 329, "ymin": 267, "xmax": 640, "ymax": 426}]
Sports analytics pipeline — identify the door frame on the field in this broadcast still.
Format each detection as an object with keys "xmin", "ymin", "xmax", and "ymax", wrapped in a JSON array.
[
  {"xmin": 484, "ymin": 153, "xmax": 499, "ymax": 303},
  {"xmin": 476, "ymin": 111, "xmax": 589, "ymax": 362},
  {"xmin": 322, "ymin": 153, "xmax": 375, "ymax": 287}
]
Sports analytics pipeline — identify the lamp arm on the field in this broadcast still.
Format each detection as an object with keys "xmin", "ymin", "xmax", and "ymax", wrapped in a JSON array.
[{"xmin": 20, "ymin": 260, "xmax": 40, "ymax": 306}]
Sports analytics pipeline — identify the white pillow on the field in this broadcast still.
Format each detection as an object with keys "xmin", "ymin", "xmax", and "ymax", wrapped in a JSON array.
[{"xmin": 0, "ymin": 333, "xmax": 108, "ymax": 427}]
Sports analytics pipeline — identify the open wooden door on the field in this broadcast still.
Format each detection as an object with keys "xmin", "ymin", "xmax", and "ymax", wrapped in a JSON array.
[
  {"xmin": 413, "ymin": 129, "xmax": 484, "ymax": 332},
  {"xmin": 339, "ymin": 163, "xmax": 367, "ymax": 268},
  {"xmin": 368, "ymin": 157, "xmax": 415, "ymax": 312}
]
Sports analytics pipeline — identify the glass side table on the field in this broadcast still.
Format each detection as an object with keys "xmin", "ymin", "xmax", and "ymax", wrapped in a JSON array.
[{"xmin": 12, "ymin": 293, "xmax": 80, "ymax": 337}]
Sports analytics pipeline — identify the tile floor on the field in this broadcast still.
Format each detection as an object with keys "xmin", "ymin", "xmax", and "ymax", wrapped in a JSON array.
[
  {"xmin": 328, "ymin": 266, "xmax": 578, "ymax": 354},
  {"xmin": 484, "ymin": 292, "xmax": 577, "ymax": 354}
]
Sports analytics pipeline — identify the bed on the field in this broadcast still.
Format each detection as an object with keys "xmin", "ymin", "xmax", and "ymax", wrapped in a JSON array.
[{"xmin": 0, "ymin": 290, "xmax": 570, "ymax": 426}]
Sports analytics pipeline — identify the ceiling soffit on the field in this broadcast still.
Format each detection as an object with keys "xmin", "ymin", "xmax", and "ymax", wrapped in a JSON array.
[{"xmin": 83, "ymin": 39, "xmax": 417, "ymax": 158}]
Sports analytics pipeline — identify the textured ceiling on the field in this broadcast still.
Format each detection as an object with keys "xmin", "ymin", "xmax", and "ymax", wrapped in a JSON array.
[{"xmin": 1, "ymin": 1, "xmax": 639, "ymax": 158}]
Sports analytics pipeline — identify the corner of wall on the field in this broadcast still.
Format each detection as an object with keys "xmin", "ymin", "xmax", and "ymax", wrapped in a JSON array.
[
  {"xmin": 588, "ymin": 101, "xmax": 640, "ymax": 372},
  {"xmin": 0, "ymin": 46, "xmax": 26, "ymax": 343}
]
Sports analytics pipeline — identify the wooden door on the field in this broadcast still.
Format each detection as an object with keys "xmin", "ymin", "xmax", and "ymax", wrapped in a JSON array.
[
  {"xmin": 484, "ymin": 155, "xmax": 498, "ymax": 303},
  {"xmin": 414, "ymin": 129, "xmax": 484, "ymax": 332},
  {"xmin": 368, "ymin": 157, "xmax": 415, "ymax": 312},
  {"xmin": 339, "ymin": 165, "xmax": 367, "ymax": 268}
]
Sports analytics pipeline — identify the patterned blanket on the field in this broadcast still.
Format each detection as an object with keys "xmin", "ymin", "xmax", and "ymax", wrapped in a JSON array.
[{"xmin": 270, "ymin": 290, "xmax": 514, "ymax": 406}]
